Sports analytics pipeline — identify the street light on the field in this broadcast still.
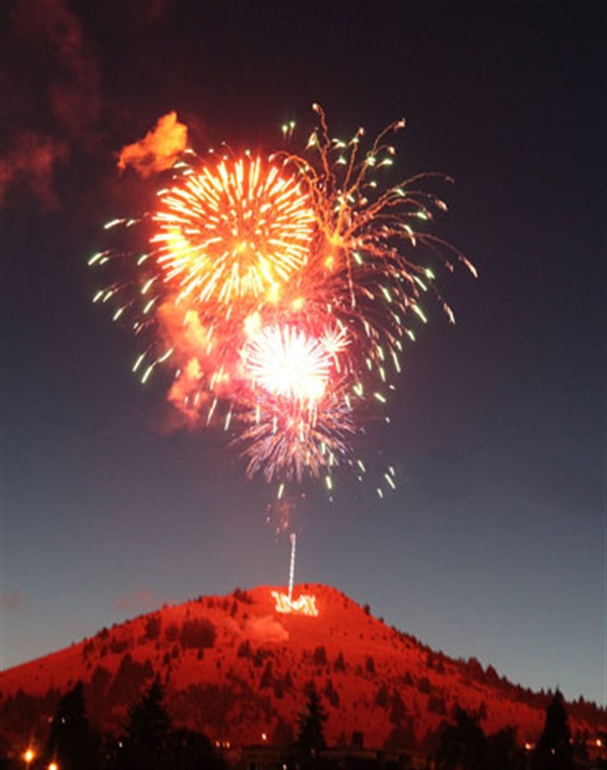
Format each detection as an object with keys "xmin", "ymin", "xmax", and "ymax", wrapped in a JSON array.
[
  {"xmin": 49, "ymin": 763, "xmax": 59, "ymax": 770},
  {"xmin": 23, "ymin": 748, "xmax": 35, "ymax": 767}
]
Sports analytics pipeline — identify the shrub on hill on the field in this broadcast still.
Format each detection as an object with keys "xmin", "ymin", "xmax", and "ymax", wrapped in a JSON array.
[
  {"xmin": 180, "ymin": 617, "xmax": 216, "ymax": 651},
  {"xmin": 324, "ymin": 678, "xmax": 339, "ymax": 708},
  {"xmin": 389, "ymin": 690, "xmax": 407, "ymax": 727},
  {"xmin": 86, "ymin": 665, "xmax": 112, "ymax": 718},
  {"xmin": 260, "ymin": 661, "xmax": 274, "ymax": 689},
  {"xmin": 164, "ymin": 622, "xmax": 180, "ymax": 643},
  {"xmin": 237, "ymin": 638, "xmax": 252, "ymax": 658},
  {"xmin": 110, "ymin": 636, "xmax": 130, "ymax": 655},
  {"xmin": 375, "ymin": 684, "xmax": 389, "ymax": 708},
  {"xmin": 233, "ymin": 587, "xmax": 253, "ymax": 604},
  {"xmin": 428, "ymin": 695, "xmax": 448, "ymax": 716},
  {"xmin": 144, "ymin": 614, "xmax": 162, "ymax": 641},
  {"xmin": 427, "ymin": 651, "xmax": 446, "ymax": 674},
  {"xmin": 108, "ymin": 654, "xmax": 154, "ymax": 705},
  {"xmin": 313, "ymin": 645, "xmax": 327, "ymax": 666},
  {"xmin": 401, "ymin": 671, "xmax": 413, "ymax": 686}
]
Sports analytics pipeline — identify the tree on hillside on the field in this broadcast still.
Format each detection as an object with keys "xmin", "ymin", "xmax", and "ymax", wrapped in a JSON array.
[
  {"xmin": 486, "ymin": 727, "xmax": 526, "ymax": 770},
  {"xmin": 115, "ymin": 678, "xmax": 172, "ymax": 769},
  {"xmin": 296, "ymin": 688, "xmax": 327, "ymax": 762},
  {"xmin": 384, "ymin": 687, "xmax": 415, "ymax": 751},
  {"xmin": 272, "ymin": 717, "xmax": 295, "ymax": 747},
  {"xmin": 45, "ymin": 681, "xmax": 101, "ymax": 770},
  {"xmin": 435, "ymin": 710, "xmax": 529, "ymax": 770},
  {"xmin": 436, "ymin": 707, "xmax": 486, "ymax": 770},
  {"xmin": 126, "ymin": 678, "xmax": 171, "ymax": 749},
  {"xmin": 113, "ymin": 677, "xmax": 220, "ymax": 770},
  {"xmin": 532, "ymin": 690, "xmax": 573, "ymax": 770}
]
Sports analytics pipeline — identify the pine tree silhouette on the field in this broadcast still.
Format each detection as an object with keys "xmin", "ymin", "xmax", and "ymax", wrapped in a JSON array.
[
  {"xmin": 125, "ymin": 678, "xmax": 171, "ymax": 751},
  {"xmin": 45, "ymin": 681, "xmax": 101, "ymax": 770},
  {"xmin": 436, "ymin": 707, "xmax": 486, "ymax": 770},
  {"xmin": 532, "ymin": 690, "xmax": 574, "ymax": 770},
  {"xmin": 116, "ymin": 678, "xmax": 172, "ymax": 770},
  {"xmin": 297, "ymin": 688, "xmax": 327, "ymax": 761}
]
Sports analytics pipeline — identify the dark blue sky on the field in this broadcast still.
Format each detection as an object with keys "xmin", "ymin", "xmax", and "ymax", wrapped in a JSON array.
[{"xmin": 1, "ymin": 0, "xmax": 605, "ymax": 707}]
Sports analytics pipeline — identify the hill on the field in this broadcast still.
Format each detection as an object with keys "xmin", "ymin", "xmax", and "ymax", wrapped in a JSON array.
[{"xmin": 1, "ymin": 584, "xmax": 604, "ymax": 753}]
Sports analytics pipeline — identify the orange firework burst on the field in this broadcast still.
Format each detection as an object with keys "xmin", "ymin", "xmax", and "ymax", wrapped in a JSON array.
[{"xmin": 151, "ymin": 156, "xmax": 315, "ymax": 308}]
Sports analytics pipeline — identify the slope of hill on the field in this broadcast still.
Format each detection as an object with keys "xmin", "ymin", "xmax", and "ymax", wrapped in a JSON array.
[{"xmin": 1, "ymin": 584, "xmax": 604, "ymax": 752}]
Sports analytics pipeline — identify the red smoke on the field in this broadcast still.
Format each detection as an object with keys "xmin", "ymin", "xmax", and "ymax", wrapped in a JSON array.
[
  {"xmin": 2, "ymin": 0, "xmax": 100, "ymax": 207},
  {"xmin": 0, "ymin": 132, "xmax": 68, "ymax": 209},
  {"xmin": 118, "ymin": 112, "xmax": 188, "ymax": 178}
]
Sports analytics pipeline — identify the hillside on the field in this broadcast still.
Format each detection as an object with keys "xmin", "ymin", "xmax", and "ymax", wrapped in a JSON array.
[{"xmin": 1, "ymin": 584, "xmax": 604, "ymax": 752}]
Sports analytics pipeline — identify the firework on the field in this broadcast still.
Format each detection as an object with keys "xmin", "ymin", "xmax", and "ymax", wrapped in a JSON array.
[
  {"xmin": 241, "ymin": 324, "xmax": 349, "ymax": 403},
  {"xmin": 91, "ymin": 106, "xmax": 473, "ymax": 494},
  {"xmin": 152, "ymin": 155, "xmax": 316, "ymax": 308},
  {"xmin": 234, "ymin": 322, "xmax": 357, "ymax": 483},
  {"xmin": 237, "ymin": 390, "xmax": 356, "ymax": 483},
  {"xmin": 272, "ymin": 104, "xmax": 477, "ymax": 379}
]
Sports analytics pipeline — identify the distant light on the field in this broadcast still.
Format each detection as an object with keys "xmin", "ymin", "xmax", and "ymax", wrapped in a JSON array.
[{"xmin": 24, "ymin": 749, "xmax": 35, "ymax": 763}]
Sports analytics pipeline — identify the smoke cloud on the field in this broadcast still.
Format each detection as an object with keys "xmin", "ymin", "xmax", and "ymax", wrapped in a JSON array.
[
  {"xmin": 1, "ymin": 0, "xmax": 101, "ymax": 207},
  {"xmin": 118, "ymin": 112, "xmax": 189, "ymax": 178},
  {"xmin": 0, "ymin": 132, "xmax": 68, "ymax": 210},
  {"xmin": 1, "ymin": 589, "xmax": 25, "ymax": 613},
  {"xmin": 113, "ymin": 587, "xmax": 161, "ymax": 613},
  {"xmin": 18, "ymin": 0, "xmax": 101, "ymax": 137}
]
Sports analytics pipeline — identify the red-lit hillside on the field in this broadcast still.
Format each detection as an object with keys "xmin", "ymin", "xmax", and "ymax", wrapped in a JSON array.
[{"xmin": 1, "ymin": 584, "xmax": 604, "ymax": 752}]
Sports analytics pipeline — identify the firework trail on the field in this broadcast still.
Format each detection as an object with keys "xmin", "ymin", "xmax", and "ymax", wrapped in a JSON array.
[{"xmin": 91, "ymin": 106, "xmax": 474, "ymax": 496}]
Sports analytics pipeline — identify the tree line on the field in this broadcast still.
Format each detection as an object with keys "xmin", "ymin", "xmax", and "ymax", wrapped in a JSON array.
[{"xmin": 0, "ymin": 678, "xmax": 599, "ymax": 770}]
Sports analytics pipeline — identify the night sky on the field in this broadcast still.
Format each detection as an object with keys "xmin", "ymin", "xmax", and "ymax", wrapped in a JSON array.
[{"xmin": 1, "ymin": 1, "xmax": 605, "ymax": 708}]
